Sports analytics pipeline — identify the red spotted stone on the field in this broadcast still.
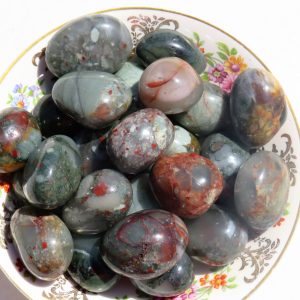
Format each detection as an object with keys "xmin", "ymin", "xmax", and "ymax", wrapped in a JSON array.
[{"xmin": 150, "ymin": 153, "xmax": 223, "ymax": 218}]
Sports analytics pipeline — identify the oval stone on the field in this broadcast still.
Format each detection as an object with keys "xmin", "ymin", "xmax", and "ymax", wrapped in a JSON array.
[
  {"xmin": 107, "ymin": 108, "xmax": 174, "ymax": 174},
  {"xmin": 132, "ymin": 252, "xmax": 194, "ymax": 297},
  {"xmin": 230, "ymin": 68, "xmax": 287, "ymax": 148},
  {"xmin": 150, "ymin": 153, "xmax": 223, "ymax": 218},
  {"xmin": 52, "ymin": 71, "xmax": 132, "ymax": 129},
  {"xmin": 102, "ymin": 210, "xmax": 188, "ymax": 279},
  {"xmin": 68, "ymin": 234, "xmax": 119, "ymax": 292},
  {"xmin": 62, "ymin": 169, "xmax": 132, "ymax": 235},
  {"xmin": 23, "ymin": 135, "xmax": 82, "ymax": 209},
  {"xmin": 164, "ymin": 125, "xmax": 200, "ymax": 156},
  {"xmin": 136, "ymin": 29, "xmax": 206, "ymax": 74},
  {"xmin": 0, "ymin": 108, "xmax": 42, "ymax": 173},
  {"xmin": 234, "ymin": 151, "xmax": 290, "ymax": 231},
  {"xmin": 33, "ymin": 94, "xmax": 82, "ymax": 138},
  {"xmin": 45, "ymin": 15, "xmax": 133, "ymax": 77},
  {"xmin": 139, "ymin": 57, "xmax": 204, "ymax": 114},
  {"xmin": 201, "ymin": 133, "xmax": 250, "ymax": 180},
  {"xmin": 185, "ymin": 205, "xmax": 248, "ymax": 266},
  {"xmin": 174, "ymin": 82, "xmax": 225, "ymax": 135},
  {"xmin": 10, "ymin": 206, "xmax": 73, "ymax": 281}
]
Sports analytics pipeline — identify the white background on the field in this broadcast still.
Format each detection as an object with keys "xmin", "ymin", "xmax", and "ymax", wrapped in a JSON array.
[{"xmin": 0, "ymin": 0, "xmax": 299, "ymax": 299}]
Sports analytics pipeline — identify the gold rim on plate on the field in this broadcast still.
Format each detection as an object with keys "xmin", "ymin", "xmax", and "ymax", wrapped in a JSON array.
[{"xmin": 0, "ymin": 6, "xmax": 299, "ymax": 300}]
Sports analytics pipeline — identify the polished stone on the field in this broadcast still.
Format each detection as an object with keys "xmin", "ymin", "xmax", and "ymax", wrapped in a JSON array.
[
  {"xmin": 139, "ymin": 57, "xmax": 204, "ymax": 114},
  {"xmin": 46, "ymin": 15, "xmax": 133, "ymax": 77},
  {"xmin": 52, "ymin": 71, "xmax": 132, "ymax": 129}
]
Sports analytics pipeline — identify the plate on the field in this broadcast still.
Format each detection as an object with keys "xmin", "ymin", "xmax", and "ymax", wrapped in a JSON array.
[{"xmin": 0, "ymin": 7, "xmax": 299, "ymax": 300}]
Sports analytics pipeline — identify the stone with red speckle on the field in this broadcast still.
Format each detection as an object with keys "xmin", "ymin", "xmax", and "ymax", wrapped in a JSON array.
[
  {"xmin": 150, "ymin": 153, "xmax": 223, "ymax": 218},
  {"xmin": 107, "ymin": 108, "xmax": 174, "ymax": 174},
  {"xmin": 234, "ymin": 151, "xmax": 290, "ymax": 231},
  {"xmin": 102, "ymin": 210, "xmax": 188, "ymax": 279},
  {"xmin": 0, "ymin": 107, "xmax": 42, "ymax": 173},
  {"xmin": 62, "ymin": 169, "xmax": 132, "ymax": 235},
  {"xmin": 10, "ymin": 206, "xmax": 73, "ymax": 281}
]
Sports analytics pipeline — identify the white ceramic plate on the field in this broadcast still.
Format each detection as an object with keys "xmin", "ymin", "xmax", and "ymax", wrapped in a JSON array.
[{"xmin": 0, "ymin": 7, "xmax": 299, "ymax": 300}]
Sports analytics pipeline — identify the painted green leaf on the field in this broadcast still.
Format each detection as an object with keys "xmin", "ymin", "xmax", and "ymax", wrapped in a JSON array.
[
  {"xmin": 206, "ymin": 59, "xmax": 215, "ymax": 67},
  {"xmin": 217, "ymin": 42, "xmax": 230, "ymax": 55},
  {"xmin": 217, "ymin": 52, "xmax": 228, "ymax": 60},
  {"xmin": 227, "ymin": 283, "xmax": 238, "ymax": 289},
  {"xmin": 193, "ymin": 32, "xmax": 200, "ymax": 43},
  {"xmin": 207, "ymin": 287, "xmax": 213, "ymax": 295},
  {"xmin": 230, "ymin": 48, "xmax": 238, "ymax": 55},
  {"xmin": 201, "ymin": 72, "xmax": 209, "ymax": 81},
  {"xmin": 227, "ymin": 276, "xmax": 236, "ymax": 282}
]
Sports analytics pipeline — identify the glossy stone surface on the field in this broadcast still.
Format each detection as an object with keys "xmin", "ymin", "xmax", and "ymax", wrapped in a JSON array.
[
  {"xmin": 23, "ymin": 135, "xmax": 82, "ymax": 209},
  {"xmin": 174, "ymin": 82, "xmax": 225, "ymax": 135},
  {"xmin": 107, "ymin": 108, "xmax": 174, "ymax": 174},
  {"xmin": 33, "ymin": 94, "xmax": 82, "ymax": 138},
  {"xmin": 234, "ymin": 151, "xmax": 289, "ymax": 231},
  {"xmin": 52, "ymin": 71, "xmax": 132, "ymax": 129},
  {"xmin": 102, "ymin": 210, "xmax": 189, "ymax": 279},
  {"xmin": 46, "ymin": 15, "xmax": 133, "ymax": 77},
  {"xmin": 165, "ymin": 125, "xmax": 200, "ymax": 156},
  {"xmin": 186, "ymin": 205, "xmax": 248, "ymax": 266},
  {"xmin": 230, "ymin": 68, "xmax": 287, "ymax": 148},
  {"xmin": 150, "ymin": 153, "xmax": 223, "ymax": 218},
  {"xmin": 201, "ymin": 133, "xmax": 250, "ymax": 180},
  {"xmin": 10, "ymin": 206, "xmax": 73, "ymax": 281},
  {"xmin": 139, "ymin": 57, "xmax": 204, "ymax": 114},
  {"xmin": 127, "ymin": 173, "xmax": 159, "ymax": 215},
  {"xmin": 68, "ymin": 234, "xmax": 119, "ymax": 292},
  {"xmin": 0, "ymin": 108, "xmax": 42, "ymax": 173},
  {"xmin": 136, "ymin": 29, "xmax": 206, "ymax": 74},
  {"xmin": 133, "ymin": 252, "xmax": 194, "ymax": 297},
  {"xmin": 36, "ymin": 50, "xmax": 58, "ymax": 94},
  {"xmin": 79, "ymin": 138, "xmax": 114, "ymax": 176},
  {"xmin": 62, "ymin": 169, "xmax": 132, "ymax": 234}
]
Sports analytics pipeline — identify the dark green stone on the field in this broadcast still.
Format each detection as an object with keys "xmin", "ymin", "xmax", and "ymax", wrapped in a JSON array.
[
  {"xmin": 68, "ymin": 235, "xmax": 119, "ymax": 293},
  {"xmin": 23, "ymin": 135, "xmax": 82, "ymax": 209},
  {"xmin": 136, "ymin": 29, "xmax": 206, "ymax": 73}
]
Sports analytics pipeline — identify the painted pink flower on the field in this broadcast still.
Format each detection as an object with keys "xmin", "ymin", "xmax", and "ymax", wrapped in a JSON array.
[
  {"xmin": 220, "ymin": 73, "xmax": 238, "ymax": 93},
  {"xmin": 208, "ymin": 64, "xmax": 228, "ymax": 84}
]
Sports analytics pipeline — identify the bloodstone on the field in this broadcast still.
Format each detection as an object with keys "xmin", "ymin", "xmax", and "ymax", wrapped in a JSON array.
[
  {"xmin": 23, "ymin": 135, "xmax": 82, "ymax": 209},
  {"xmin": 139, "ymin": 57, "xmax": 204, "ymax": 114},
  {"xmin": 52, "ymin": 71, "xmax": 132, "ymax": 129},
  {"xmin": 68, "ymin": 234, "xmax": 119, "ymax": 292},
  {"xmin": 230, "ymin": 68, "xmax": 287, "ymax": 148},
  {"xmin": 132, "ymin": 252, "xmax": 194, "ymax": 297},
  {"xmin": 186, "ymin": 205, "xmax": 248, "ymax": 266},
  {"xmin": 62, "ymin": 169, "xmax": 132, "ymax": 235},
  {"xmin": 45, "ymin": 15, "xmax": 133, "ymax": 77},
  {"xmin": 106, "ymin": 108, "xmax": 174, "ymax": 174},
  {"xmin": 165, "ymin": 125, "xmax": 200, "ymax": 156},
  {"xmin": 101, "ymin": 210, "xmax": 189, "ymax": 279},
  {"xmin": 150, "ymin": 153, "xmax": 223, "ymax": 218},
  {"xmin": 32, "ymin": 94, "xmax": 82, "ymax": 138},
  {"xmin": 136, "ymin": 29, "xmax": 206, "ymax": 73},
  {"xmin": 10, "ymin": 206, "xmax": 73, "ymax": 281},
  {"xmin": 174, "ymin": 82, "xmax": 225, "ymax": 135},
  {"xmin": 201, "ymin": 133, "xmax": 250, "ymax": 180},
  {"xmin": 0, "ymin": 108, "xmax": 42, "ymax": 173},
  {"xmin": 234, "ymin": 151, "xmax": 290, "ymax": 231}
]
